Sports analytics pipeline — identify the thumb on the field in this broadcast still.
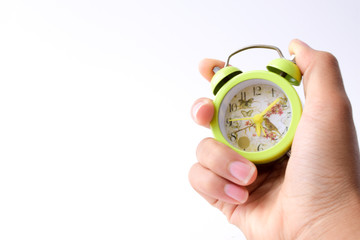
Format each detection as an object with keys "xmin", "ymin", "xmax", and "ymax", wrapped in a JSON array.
[
  {"xmin": 289, "ymin": 39, "xmax": 347, "ymax": 104},
  {"xmin": 287, "ymin": 39, "xmax": 359, "ymax": 185},
  {"xmin": 289, "ymin": 39, "xmax": 352, "ymax": 131}
]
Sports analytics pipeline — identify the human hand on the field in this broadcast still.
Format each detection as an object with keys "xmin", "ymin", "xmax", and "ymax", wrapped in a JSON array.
[{"xmin": 189, "ymin": 40, "xmax": 360, "ymax": 239}]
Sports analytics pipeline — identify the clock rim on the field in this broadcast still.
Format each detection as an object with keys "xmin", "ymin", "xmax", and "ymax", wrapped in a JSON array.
[{"xmin": 210, "ymin": 70, "xmax": 302, "ymax": 164}]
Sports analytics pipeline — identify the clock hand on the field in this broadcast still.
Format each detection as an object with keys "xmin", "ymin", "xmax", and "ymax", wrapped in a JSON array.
[
  {"xmin": 229, "ymin": 98, "xmax": 280, "ymax": 137},
  {"xmin": 229, "ymin": 117, "xmax": 253, "ymax": 122},
  {"xmin": 251, "ymin": 98, "xmax": 280, "ymax": 136},
  {"xmin": 255, "ymin": 121, "xmax": 267, "ymax": 137},
  {"xmin": 229, "ymin": 116, "xmax": 265, "ymax": 137},
  {"xmin": 261, "ymin": 124, "xmax": 266, "ymax": 136},
  {"xmin": 260, "ymin": 98, "xmax": 280, "ymax": 116},
  {"xmin": 255, "ymin": 122, "xmax": 261, "ymax": 136},
  {"xmin": 231, "ymin": 98, "xmax": 280, "ymax": 121}
]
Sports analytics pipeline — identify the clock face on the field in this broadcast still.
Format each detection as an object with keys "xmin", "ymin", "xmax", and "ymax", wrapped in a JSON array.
[{"xmin": 219, "ymin": 79, "xmax": 292, "ymax": 152}]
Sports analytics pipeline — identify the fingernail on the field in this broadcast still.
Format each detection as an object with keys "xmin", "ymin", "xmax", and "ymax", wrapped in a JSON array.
[
  {"xmin": 229, "ymin": 161, "xmax": 255, "ymax": 184},
  {"xmin": 191, "ymin": 101, "xmax": 203, "ymax": 122},
  {"xmin": 224, "ymin": 184, "xmax": 248, "ymax": 204}
]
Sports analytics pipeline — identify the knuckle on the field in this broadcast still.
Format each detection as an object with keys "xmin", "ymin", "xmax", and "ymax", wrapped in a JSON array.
[
  {"xmin": 188, "ymin": 163, "xmax": 201, "ymax": 187},
  {"xmin": 196, "ymin": 138, "xmax": 224, "ymax": 168},
  {"xmin": 196, "ymin": 137, "xmax": 211, "ymax": 159},
  {"xmin": 306, "ymin": 95, "xmax": 352, "ymax": 124},
  {"xmin": 320, "ymin": 91, "xmax": 352, "ymax": 115},
  {"xmin": 203, "ymin": 172, "xmax": 220, "ymax": 191},
  {"xmin": 316, "ymin": 51, "xmax": 339, "ymax": 68},
  {"xmin": 188, "ymin": 163, "xmax": 198, "ymax": 176},
  {"xmin": 188, "ymin": 163, "xmax": 220, "ymax": 193},
  {"xmin": 330, "ymin": 95, "xmax": 352, "ymax": 117}
]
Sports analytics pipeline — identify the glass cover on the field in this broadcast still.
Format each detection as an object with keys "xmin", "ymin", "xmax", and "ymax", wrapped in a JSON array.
[{"xmin": 219, "ymin": 79, "xmax": 292, "ymax": 152}]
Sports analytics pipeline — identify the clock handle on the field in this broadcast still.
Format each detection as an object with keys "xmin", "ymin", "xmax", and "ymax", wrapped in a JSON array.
[{"xmin": 225, "ymin": 45, "xmax": 285, "ymax": 67}]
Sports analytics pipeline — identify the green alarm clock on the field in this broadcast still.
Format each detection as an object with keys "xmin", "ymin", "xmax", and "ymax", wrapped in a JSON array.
[{"xmin": 210, "ymin": 45, "xmax": 302, "ymax": 164}]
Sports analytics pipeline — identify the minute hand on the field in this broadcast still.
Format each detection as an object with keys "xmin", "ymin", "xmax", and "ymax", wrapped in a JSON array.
[{"xmin": 260, "ymin": 98, "xmax": 280, "ymax": 116}]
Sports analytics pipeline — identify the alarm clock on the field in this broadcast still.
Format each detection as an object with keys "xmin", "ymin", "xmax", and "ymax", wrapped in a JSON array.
[{"xmin": 210, "ymin": 45, "xmax": 302, "ymax": 164}]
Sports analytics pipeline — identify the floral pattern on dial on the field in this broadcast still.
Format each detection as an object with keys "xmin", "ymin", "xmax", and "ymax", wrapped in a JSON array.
[{"xmin": 223, "ymin": 81, "xmax": 292, "ymax": 152}]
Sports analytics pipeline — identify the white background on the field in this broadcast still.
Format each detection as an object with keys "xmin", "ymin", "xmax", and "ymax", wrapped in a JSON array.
[{"xmin": 0, "ymin": 1, "xmax": 359, "ymax": 239}]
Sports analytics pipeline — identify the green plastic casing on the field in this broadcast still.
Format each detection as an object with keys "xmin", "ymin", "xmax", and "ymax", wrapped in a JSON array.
[
  {"xmin": 267, "ymin": 58, "xmax": 302, "ymax": 86},
  {"xmin": 210, "ymin": 68, "xmax": 302, "ymax": 164}
]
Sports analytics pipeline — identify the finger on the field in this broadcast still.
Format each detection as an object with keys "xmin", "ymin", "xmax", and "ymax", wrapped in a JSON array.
[
  {"xmin": 191, "ymin": 98, "xmax": 214, "ymax": 128},
  {"xmin": 189, "ymin": 163, "xmax": 249, "ymax": 204},
  {"xmin": 193, "ymin": 188, "xmax": 239, "ymax": 218},
  {"xmin": 199, "ymin": 58, "xmax": 225, "ymax": 82},
  {"xmin": 287, "ymin": 40, "xmax": 357, "ymax": 183},
  {"xmin": 196, "ymin": 138, "xmax": 257, "ymax": 186},
  {"xmin": 288, "ymin": 39, "xmax": 346, "ymax": 102},
  {"xmin": 289, "ymin": 39, "xmax": 352, "ymax": 129}
]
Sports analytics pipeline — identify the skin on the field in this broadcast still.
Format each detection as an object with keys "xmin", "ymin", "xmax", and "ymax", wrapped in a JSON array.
[{"xmin": 189, "ymin": 39, "xmax": 360, "ymax": 239}]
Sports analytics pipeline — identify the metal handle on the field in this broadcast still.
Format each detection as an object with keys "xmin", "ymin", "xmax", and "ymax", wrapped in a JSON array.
[{"xmin": 225, "ymin": 45, "xmax": 285, "ymax": 67}]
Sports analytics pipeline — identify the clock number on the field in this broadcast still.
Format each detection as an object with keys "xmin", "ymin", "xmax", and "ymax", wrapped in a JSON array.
[
  {"xmin": 257, "ymin": 144, "xmax": 264, "ymax": 152},
  {"xmin": 226, "ymin": 118, "xmax": 233, "ymax": 127},
  {"xmin": 229, "ymin": 103, "xmax": 237, "ymax": 112},
  {"xmin": 253, "ymin": 86, "xmax": 261, "ymax": 96},
  {"xmin": 282, "ymin": 126, "xmax": 289, "ymax": 135},
  {"xmin": 272, "ymin": 88, "xmax": 275, "ymax": 97},
  {"xmin": 238, "ymin": 92, "xmax": 248, "ymax": 108},
  {"xmin": 229, "ymin": 132, "xmax": 237, "ymax": 142},
  {"xmin": 240, "ymin": 92, "xmax": 246, "ymax": 101}
]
